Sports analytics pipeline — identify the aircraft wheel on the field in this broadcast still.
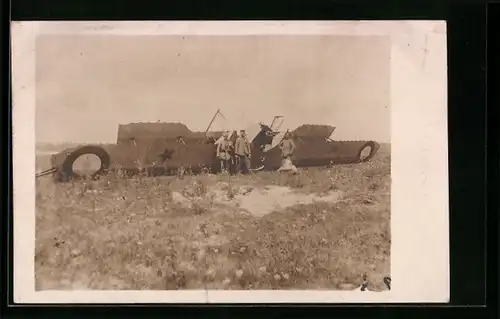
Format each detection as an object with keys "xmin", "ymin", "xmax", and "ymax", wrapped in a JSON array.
[
  {"xmin": 357, "ymin": 141, "xmax": 377, "ymax": 162},
  {"xmin": 54, "ymin": 145, "xmax": 111, "ymax": 182}
]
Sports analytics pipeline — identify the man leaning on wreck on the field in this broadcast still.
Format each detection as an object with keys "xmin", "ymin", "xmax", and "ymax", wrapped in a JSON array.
[{"xmin": 235, "ymin": 130, "xmax": 252, "ymax": 174}]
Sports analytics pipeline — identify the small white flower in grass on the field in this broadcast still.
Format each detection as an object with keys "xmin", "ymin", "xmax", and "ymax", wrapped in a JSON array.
[{"xmin": 235, "ymin": 269, "xmax": 244, "ymax": 278}]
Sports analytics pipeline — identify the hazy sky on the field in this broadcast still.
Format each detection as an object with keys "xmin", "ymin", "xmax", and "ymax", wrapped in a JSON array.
[{"xmin": 35, "ymin": 35, "xmax": 390, "ymax": 143}]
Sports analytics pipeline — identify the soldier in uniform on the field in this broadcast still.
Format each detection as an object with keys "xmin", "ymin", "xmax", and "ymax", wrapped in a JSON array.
[
  {"xmin": 216, "ymin": 131, "xmax": 233, "ymax": 173},
  {"xmin": 235, "ymin": 130, "xmax": 252, "ymax": 174},
  {"xmin": 279, "ymin": 131, "xmax": 296, "ymax": 160},
  {"xmin": 278, "ymin": 131, "xmax": 298, "ymax": 174}
]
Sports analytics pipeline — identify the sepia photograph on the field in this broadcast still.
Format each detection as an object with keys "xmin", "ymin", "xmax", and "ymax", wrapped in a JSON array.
[{"xmin": 12, "ymin": 21, "xmax": 449, "ymax": 303}]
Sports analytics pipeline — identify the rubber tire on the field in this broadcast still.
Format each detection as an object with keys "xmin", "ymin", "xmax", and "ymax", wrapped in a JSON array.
[
  {"xmin": 357, "ymin": 141, "xmax": 378, "ymax": 163},
  {"xmin": 55, "ymin": 145, "xmax": 111, "ymax": 182}
]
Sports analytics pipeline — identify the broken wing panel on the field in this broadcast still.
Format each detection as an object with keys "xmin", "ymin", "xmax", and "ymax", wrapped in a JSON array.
[
  {"xmin": 263, "ymin": 131, "xmax": 286, "ymax": 152},
  {"xmin": 244, "ymin": 123, "xmax": 263, "ymax": 143}
]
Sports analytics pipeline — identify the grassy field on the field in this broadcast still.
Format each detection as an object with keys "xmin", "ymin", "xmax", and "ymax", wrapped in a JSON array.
[{"xmin": 35, "ymin": 144, "xmax": 391, "ymax": 291}]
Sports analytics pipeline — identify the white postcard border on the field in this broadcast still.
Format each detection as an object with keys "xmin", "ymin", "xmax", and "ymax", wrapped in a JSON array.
[{"xmin": 11, "ymin": 20, "xmax": 449, "ymax": 304}]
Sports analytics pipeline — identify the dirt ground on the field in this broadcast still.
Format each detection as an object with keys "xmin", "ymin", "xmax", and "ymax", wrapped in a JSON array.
[{"xmin": 35, "ymin": 144, "xmax": 391, "ymax": 290}]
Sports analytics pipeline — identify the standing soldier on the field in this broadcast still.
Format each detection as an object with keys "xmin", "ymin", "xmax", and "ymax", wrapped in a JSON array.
[
  {"xmin": 235, "ymin": 129, "xmax": 252, "ymax": 174},
  {"xmin": 278, "ymin": 131, "xmax": 298, "ymax": 173},
  {"xmin": 216, "ymin": 131, "xmax": 233, "ymax": 174}
]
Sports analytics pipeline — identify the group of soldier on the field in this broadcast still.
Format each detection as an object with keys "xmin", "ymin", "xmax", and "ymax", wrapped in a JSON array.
[
  {"xmin": 215, "ymin": 129, "xmax": 296, "ymax": 174},
  {"xmin": 216, "ymin": 129, "xmax": 251, "ymax": 174}
]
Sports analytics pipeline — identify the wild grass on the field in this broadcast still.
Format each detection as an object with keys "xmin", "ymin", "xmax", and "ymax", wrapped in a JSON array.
[{"xmin": 35, "ymin": 144, "xmax": 391, "ymax": 291}]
